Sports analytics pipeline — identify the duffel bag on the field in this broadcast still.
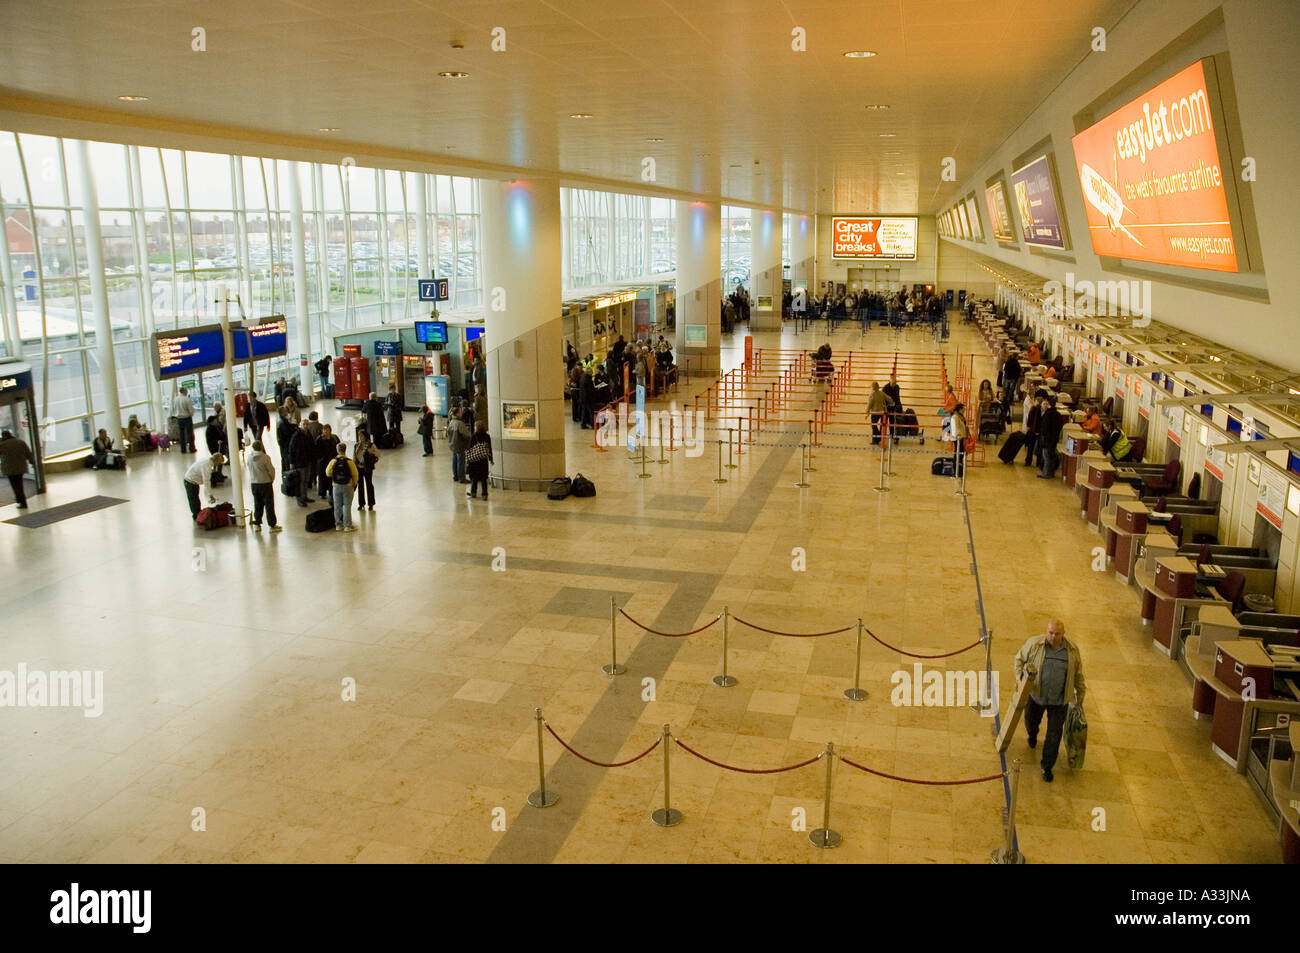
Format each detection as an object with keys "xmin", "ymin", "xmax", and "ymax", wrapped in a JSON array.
[
  {"xmin": 548, "ymin": 477, "xmax": 572, "ymax": 500},
  {"xmin": 571, "ymin": 473, "xmax": 595, "ymax": 497}
]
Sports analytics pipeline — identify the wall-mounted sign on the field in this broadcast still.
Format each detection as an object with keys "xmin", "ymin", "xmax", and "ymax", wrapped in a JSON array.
[
  {"xmin": 830, "ymin": 217, "xmax": 919, "ymax": 260},
  {"xmin": 1257, "ymin": 467, "xmax": 1287, "ymax": 529},
  {"xmin": 1205, "ymin": 446, "xmax": 1225, "ymax": 480},
  {"xmin": 373, "ymin": 339, "xmax": 400, "ymax": 356},
  {"xmin": 1070, "ymin": 59, "xmax": 1238, "ymax": 272},
  {"xmin": 685, "ymin": 324, "xmax": 707, "ymax": 346},
  {"xmin": 986, "ymin": 181, "xmax": 1015, "ymax": 242},
  {"xmin": 1010, "ymin": 155, "xmax": 1067, "ymax": 248},
  {"xmin": 1246, "ymin": 456, "xmax": 1261, "ymax": 486},
  {"xmin": 501, "ymin": 400, "xmax": 539, "ymax": 440}
]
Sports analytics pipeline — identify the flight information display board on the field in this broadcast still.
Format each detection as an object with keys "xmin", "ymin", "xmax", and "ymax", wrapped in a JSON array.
[
  {"xmin": 829, "ymin": 216, "xmax": 918, "ymax": 260},
  {"xmin": 415, "ymin": 320, "xmax": 448, "ymax": 344},
  {"xmin": 153, "ymin": 324, "xmax": 226, "ymax": 380},
  {"xmin": 232, "ymin": 316, "xmax": 288, "ymax": 361}
]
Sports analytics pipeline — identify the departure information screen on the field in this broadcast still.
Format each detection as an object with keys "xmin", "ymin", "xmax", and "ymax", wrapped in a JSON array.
[{"xmin": 154, "ymin": 325, "xmax": 226, "ymax": 380}]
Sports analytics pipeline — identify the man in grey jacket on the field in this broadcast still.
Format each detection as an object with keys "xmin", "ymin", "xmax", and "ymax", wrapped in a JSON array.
[
  {"xmin": 173, "ymin": 387, "xmax": 196, "ymax": 452},
  {"xmin": 1014, "ymin": 619, "xmax": 1086, "ymax": 782},
  {"xmin": 246, "ymin": 440, "xmax": 280, "ymax": 532}
]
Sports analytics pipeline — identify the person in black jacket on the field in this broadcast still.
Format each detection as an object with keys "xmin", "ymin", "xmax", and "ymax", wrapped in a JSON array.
[
  {"xmin": 465, "ymin": 419, "xmax": 493, "ymax": 500},
  {"xmin": 363, "ymin": 392, "xmax": 387, "ymax": 442},
  {"xmin": 417, "ymin": 405, "xmax": 435, "ymax": 456},
  {"xmin": 316, "ymin": 423, "xmax": 340, "ymax": 497},
  {"xmin": 244, "ymin": 391, "xmax": 270, "ymax": 442},
  {"xmin": 580, "ymin": 370, "xmax": 597, "ymax": 429},
  {"xmin": 288, "ymin": 420, "xmax": 317, "ymax": 506},
  {"xmin": 1022, "ymin": 394, "xmax": 1044, "ymax": 468},
  {"xmin": 384, "ymin": 384, "xmax": 403, "ymax": 437},
  {"xmin": 1000, "ymin": 354, "xmax": 1021, "ymax": 421},
  {"xmin": 1037, "ymin": 397, "xmax": 1065, "ymax": 479}
]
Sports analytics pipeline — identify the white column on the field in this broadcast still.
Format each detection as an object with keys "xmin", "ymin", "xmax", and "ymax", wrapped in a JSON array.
[
  {"xmin": 749, "ymin": 208, "xmax": 783, "ymax": 331},
  {"xmin": 76, "ymin": 140, "xmax": 123, "ymax": 438},
  {"xmin": 674, "ymin": 200, "xmax": 722, "ymax": 375},
  {"xmin": 414, "ymin": 172, "xmax": 429, "ymax": 279},
  {"xmin": 790, "ymin": 213, "xmax": 815, "ymax": 291},
  {"xmin": 129, "ymin": 146, "xmax": 163, "ymax": 425},
  {"xmin": 287, "ymin": 161, "xmax": 313, "ymax": 395},
  {"xmin": 477, "ymin": 175, "xmax": 565, "ymax": 488}
]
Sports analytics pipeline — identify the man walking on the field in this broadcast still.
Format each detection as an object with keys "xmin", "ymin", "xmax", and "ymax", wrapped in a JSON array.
[
  {"xmin": 1037, "ymin": 396, "xmax": 1065, "ymax": 480},
  {"xmin": 288, "ymin": 420, "xmax": 317, "ymax": 507},
  {"xmin": 246, "ymin": 440, "xmax": 280, "ymax": 532},
  {"xmin": 174, "ymin": 387, "xmax": 196, "ymax": 453},
  {"xmin": 0, "ymin": 429, "xmax": 35, "ymax": 508},
  {"xmin": 183, "ymin": 452, "xmax": 225, "ymax": 520},
  {"xmin": 1014, "ymin": 619, "xmax": 1086, "ymax": 782},
  {"xmin": 325, "ymin": 443, "xmax": 358, "ymax": 532}
]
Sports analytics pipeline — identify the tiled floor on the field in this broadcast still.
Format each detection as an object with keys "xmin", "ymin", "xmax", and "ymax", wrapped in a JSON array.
[{"xmin": 0, "ymin": 316, "xmax": 1280, "ymax": 863}]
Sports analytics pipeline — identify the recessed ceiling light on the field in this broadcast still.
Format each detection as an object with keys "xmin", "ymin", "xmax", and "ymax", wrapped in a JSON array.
[
  {"xmin": 878, "ymin": 133, "xmax": 897, "ymax": 138},
  {"xmin": 569, "ymin": 113, "xmax": 594, "ymax": 119},
  {"xmin": 317, "ymin": 127, "xmax": 340, "ymax": 132},
  {"xmin": 843, "ymin": 50, "xmax": 876, "ymax": 58},
  {"xmin": 864, "ymin": 104, "xmax": 890, "ymax": 110},
  {"xmin": 118, "ymin": 95, "xmax": 149, "ymax": 102},
  {"xmin": 438, "ymin": 71, "xmax": 469, "ymax": 79},
  {"xmin": 646, "ymin": 137, "xmax": 664, "ymax": 142}
]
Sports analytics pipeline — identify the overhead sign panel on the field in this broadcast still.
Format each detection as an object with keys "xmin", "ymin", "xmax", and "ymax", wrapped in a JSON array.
[
  {"xmin": 153, "ymin": 324, "xmax": 226, "ymax": 380},
  {"xmin": 964, "ymin": 196, "xmax": 983, "ymax": 241},
  {"xmin": 231, "ymin": 315, "xmax": 287, "ymax": 361},
  {"xmin": 830, "ymin": 216, "xmax": 918, "ymax": 260},
  {"xmin": 1070, "ymin": 60, "xmax": 1238, "ymax": 272},
  {"xmin": 1010, "ymin": 155, "xmax": 1067, "ymax": 248},
  {"xmin": 985, "ymin": 181, "xmax": 1015, "ymax": 242}
]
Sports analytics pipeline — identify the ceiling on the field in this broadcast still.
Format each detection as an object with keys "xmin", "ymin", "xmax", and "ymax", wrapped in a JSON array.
[{"xmin": 0, "ymin": 0, "xmax": 1138, "ymax": 214}]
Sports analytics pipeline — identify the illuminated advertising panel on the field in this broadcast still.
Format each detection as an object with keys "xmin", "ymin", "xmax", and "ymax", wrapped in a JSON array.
[
  {"xmin": 1070, "ymin": 60, "xmax": 1237, "ymax": 272},
  {"xmin": 829, "ymin": 217, "xmax": 918, "ymax": 259},
  {"xmin": 964, "ymin": 196, "xmax": 983, "ymax": 241},
  {"xmin": 956, "ymin": 203, "xmax": 970, "ymax": 239},
  {"xmin": 1010, "ymin": 155, "xmax": 1066, "ymax": 248},
  {"xmin": 985, "ymin": 181, "xmax": 1015, "ymax": 242}
]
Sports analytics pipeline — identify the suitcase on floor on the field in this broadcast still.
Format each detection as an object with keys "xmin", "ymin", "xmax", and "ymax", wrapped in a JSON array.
[
  {"xmin": 281, "ymin": 469, "xmax": 300, "ymax": 497},
  {"xmin": 167, "ymin": 416, "xmax": 180, "ymax": 441},
  {"xmin": 931, "ymin": 456, "xmax": 955, "ymax": 476},
  {"xmin": 305, "ymin": 508, "xmax": 336, "ymax": 533},
  {"xmin": 998, "ymin": 431, "xmax": 1025, "ymax": 464}
]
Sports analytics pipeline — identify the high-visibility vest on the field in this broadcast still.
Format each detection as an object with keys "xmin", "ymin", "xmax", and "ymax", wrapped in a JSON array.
[{"xmin": 1109, "ymin": 431, "xmax": 1131, "ymax": 461}]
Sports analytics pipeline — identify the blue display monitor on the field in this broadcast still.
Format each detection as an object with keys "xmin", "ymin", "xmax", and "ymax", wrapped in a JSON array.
[
  {"xmin": 153, "ymin": 324, "xmax": 226, "ymax": 380},
  {"xmin": 465, "ymin": 326, "xmax": 485, "ymax": 342},
  {"xmin": 415, "ymin": 320, "xmax": 448, "ymax": 344},
  {"xmin": 232, "ymin": 315, "xmax": 288, "ymax": 361}
]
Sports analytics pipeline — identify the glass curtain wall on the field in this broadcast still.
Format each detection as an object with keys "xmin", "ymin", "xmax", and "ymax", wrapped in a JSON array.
[
  {"xmin": 721, "ymin": 205, "xmax": 751, "ymax": 290},
  {"xmin": 0, "ymin": 130, "xmax": 483, "ymax": 458},
  {"xmin": 562, "ymin": 187, "xmax": 650, "ymax": 291}
]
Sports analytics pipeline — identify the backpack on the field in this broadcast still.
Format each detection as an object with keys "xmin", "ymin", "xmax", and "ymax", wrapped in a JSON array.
[
  {"xmin": 571, "ymin": 473, "xmax": 595, "ymax": 497},
  {"xmin": 548, "ymin": 477, "xmax": 572, "ymax": 500},
  {"xmin": 331, "ymin": 458, "xmax": 352, "ymax": 485}
]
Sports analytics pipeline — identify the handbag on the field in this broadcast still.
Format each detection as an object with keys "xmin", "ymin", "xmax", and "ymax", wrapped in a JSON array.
[
  {"xmin": 1065, "ymin": 704, "xmax": 1088, "ymax": 770},
  {"xmin": 466, "ymin": 441, "xmax": 489, "ymax": 464}
]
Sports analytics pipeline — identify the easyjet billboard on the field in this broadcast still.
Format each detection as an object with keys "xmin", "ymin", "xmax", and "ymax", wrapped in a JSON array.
[
  {"xmin": 1070, "ymin": 60, "xmax": 1238, "ymax": 273},
  {"xmin": 830, "ymin": 217, "xmax": 918, "ymax": 260}
]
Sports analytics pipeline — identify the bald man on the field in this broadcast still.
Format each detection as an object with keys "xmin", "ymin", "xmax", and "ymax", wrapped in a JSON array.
[{"xmin": 1014, "ymin": 619, "xmax": 1086, "ymax": 782}]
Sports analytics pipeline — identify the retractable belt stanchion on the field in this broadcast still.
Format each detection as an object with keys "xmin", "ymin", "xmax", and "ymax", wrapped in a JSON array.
[
  {"xmin": 844, "ymin": 619, "xmax": 868, "ymax": 701},
  {"xmin": 809, "ymin": 742, "xmax": 841, "ymax": 849},
  {"xmin": 795, "ymin": 443, "xmax": 811, "ymax": 489},
  {"xmin": 526, "ymin": 708, "xmax": 558, "ymax": 807},
  {"xmin": 651, "ymin": 725, "xmax": 682, "ymax": 827},
  {"xmin": 603, "ymin": 596, "xmax": 627, "ymax": 675},
  {"xmin": 725, "ymin": 427, "xmax": 737, "ymax": 469},
  {"xmin": 991, "ymin": 758, "xmax": 1025, "ymax": 863},
  {"xmin": 637, "ymin": 434, "xmax": 652, "ymax": 479},
  {"xmin": 666, "ymin": 414, "xmax": 678, "ymax": 452},
  {"xmin": 657, "ymin": 418, "xmax": 668, "ymax": 465},
  {"xmin": 712, "ymin": 606, "xmax": 736, "ymax": 687},
  {"xmin": 713, "ymin": 439, "xmax": 727, "ymax": 484},
  {"xmin": 955, "ymin": 444, "xmax": 968, "ymax": 496},
  {"xmin": 874, "ymin": 436, "xmax": 890, "ymax": 493},
  {"xmin": 805, "ymin": 421, "xmax": 817, "ymax": 470}
]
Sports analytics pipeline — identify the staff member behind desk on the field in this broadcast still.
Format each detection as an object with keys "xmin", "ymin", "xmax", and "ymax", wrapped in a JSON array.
[
  {"xmin": 1101, "ymin": 426, "xmax": 1132, "ymax": 463},
  {"xmin": 183, "ymin": 453, "xmax": 225, "ymax": 520},
  {"xmin": 0, "ymin": 429, "xmax": 35, "ymax": 509},
  {"xmin": 1014, "ymin": 620, "xmax": 1086, "ymax": 782}
]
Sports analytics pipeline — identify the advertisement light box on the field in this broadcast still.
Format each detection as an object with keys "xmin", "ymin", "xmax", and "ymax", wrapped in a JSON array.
[
  {"xmin": 1011, "ymin": 155, "xmax": 1067, "ymax": 248},
  {"xmin": 1070, "ymin": 59, "xmax": 1238, "ymax": 272},
  {"xmin": 830, "ymin": 217, "xmax": 918, "ymax": 260},
  {"xmin": 985, "ymin": 181, "xmax": 1015, "ymax": 242}
]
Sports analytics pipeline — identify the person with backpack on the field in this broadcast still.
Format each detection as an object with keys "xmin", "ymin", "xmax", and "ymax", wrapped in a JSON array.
[
  {"xmin": 324, "ymin": 443, "xmax": 358, "ymax": 532},
  {"xmin": 315, "ymin": 423, "xmax": 340, "ymax": 497},
  {"xmin": 288, "ymin": 420, "xmax": 317, "ymax": 506},
  {"xmin": 447, "ymin": 405, "xmax": 470, "ymax": 483},
  {"xmin": 385, "ymin": 384, "xmax": 403, "ymax": 437},
  {"xmin": 417, "ymin": 405, "xmax": 435, "ymax": 456},
  {"xmin": 354, "ymin": 429, "xmax": 380, "ymax": 510},
  {"xmin": 465, "ymin": 419, "xmax": 493, "ymax": 500},
  {"xmin": 246, "ymin": 440, "xmax": 280, "ymax": 532}
]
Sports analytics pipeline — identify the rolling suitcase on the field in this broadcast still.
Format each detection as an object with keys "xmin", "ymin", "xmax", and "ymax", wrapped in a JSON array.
[
  {"xmin": 281, "ymin": 469, "xmax": 300, "ymax": 497},
  {"xmin": 998, "ymin": 431, "xmax": 1025, "ymax": 464}
]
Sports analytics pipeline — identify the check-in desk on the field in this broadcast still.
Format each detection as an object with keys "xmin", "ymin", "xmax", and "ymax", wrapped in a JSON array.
[
  {"xmin": 1268, "ymin": 723, "xmax": 1300, "ymax": 864},
  {"xmin": 1207, "ymin": 640, "xmax": 1274, "ymax": 766},
  {"xmin": 1135, "ymin": 533, "xmax": 1181, "ymax": 622},
  {"xmin": 1120, "ymin": 526, "xmax": 1176, "ymax": 586},
  {"xmin": 1144, "ymin": 556, "xmax": 1227, "ymax": 656},
  {"xmin": 1077, "ymin": 458, "xmax": 1115, "ymax": 528},
  {"xmin": 1061, "ymin": 430, "xmax": 1096, "ymax": 488},
  {"xmin": 1185, "ymin": 607, "xmax": 1242, "ymax": 718},
  {"xmin": 1097, "ymin": 482, "xmax": 1138, "ymax": 543},
  {"xmin": 1104, "ymin": 500, "xmax": 1148, "ymax": 579}
]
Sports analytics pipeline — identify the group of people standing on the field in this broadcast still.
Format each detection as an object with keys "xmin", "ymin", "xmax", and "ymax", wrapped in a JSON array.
[{"xmin": 565, "ymin": 334, "xmax": 675, "ymax": 428}]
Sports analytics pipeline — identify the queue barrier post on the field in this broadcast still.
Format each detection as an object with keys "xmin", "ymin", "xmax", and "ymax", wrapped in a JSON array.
[
  {"xmin": 712, "ymin": 606, "xmax": 737, "ymax": 688},
  {"xmin": 725, "ymin": 428, "xmax": 737, "ymax": 469},
  {"xmin": 667, "ymin": 414, "xmax": 678, "ymax": 452},
  {"xmin": 651, "ymin": 724, "xmax": 683, "ymax": 827},
  {"xmin": 990, "ymin": 758, "xmax": 1025, "ymax": 864},
  {"xmin": 637, "ymin": 434, "xmax": 652, "ymax": 479},
  {"xmin": 713, "ymin": 439, "xmax": 728, "ymax": 484},
  {"xmin": 657, "ymin": 417, "xmax": 669, "ymax": 465},
  {"xmin": 874, "ymin": 435, "xmax": 890, "ymax": 493},
  {"xmin": 602, "ymin": 595, "xmax": 628, "ymax": 676},
  {"xmin": 795, "ymin": 443, "xmax": 811, "ymax": 489},
  {"xmin": 808, "ymin": 742, "xmax": 841, "ymax": 849},
  {"xmin": 526, "ymin": 708, "xmax": 559, "ymax": 808},
  {"xmin": 844, "ymin": 619, "xmax": 868, "ymax": 701}
]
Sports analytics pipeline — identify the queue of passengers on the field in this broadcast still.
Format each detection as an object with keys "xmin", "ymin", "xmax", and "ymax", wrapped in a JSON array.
[{"xmin": 564, "ymin": 334, "xmax": 675, "ymax": 427}]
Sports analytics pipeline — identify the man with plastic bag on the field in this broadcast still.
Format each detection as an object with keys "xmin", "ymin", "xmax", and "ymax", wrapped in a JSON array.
[{"xmin": 1013, "ymin": 619, "xmax": 1086, "ymax": 782}]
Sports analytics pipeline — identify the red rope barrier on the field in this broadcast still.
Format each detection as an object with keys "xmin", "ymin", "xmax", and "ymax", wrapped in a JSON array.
[
  {"xmin": 730, "ymin": 616, "xmax": 853, "ymax": 638},
  {"xmin": 674, "ymin": 739, "xmax": 822, "ymax": 775},
  {"xmin": 839, "ymin": 755, "xmax": 1005, "ymax": 786},
  {"xmin": 544, "ymin": 722, "xmax": 662, "ymax": 768},
  {"xmin": 616, "ymin": 609, "xmax": 720, "ymax": 637},
  {"xmin": 864, "ymin": 628, "xmax": 982, "ymax": 659}
]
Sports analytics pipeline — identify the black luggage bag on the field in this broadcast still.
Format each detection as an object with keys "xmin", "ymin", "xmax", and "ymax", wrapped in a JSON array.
[
  {"xmin": 281, "ymin": 469, "xmax": 300, "ymax": 497},
  {"xmin": 305, "ymin": 508, "xmax": 336, "ymax": 533},
  {"xmin": 548, "ymin": 477, "xmax": 572, "ymax": 500},
  {"xmin": 998, "ymin": 432, "xmax": 1025, "ymax": 464}
]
